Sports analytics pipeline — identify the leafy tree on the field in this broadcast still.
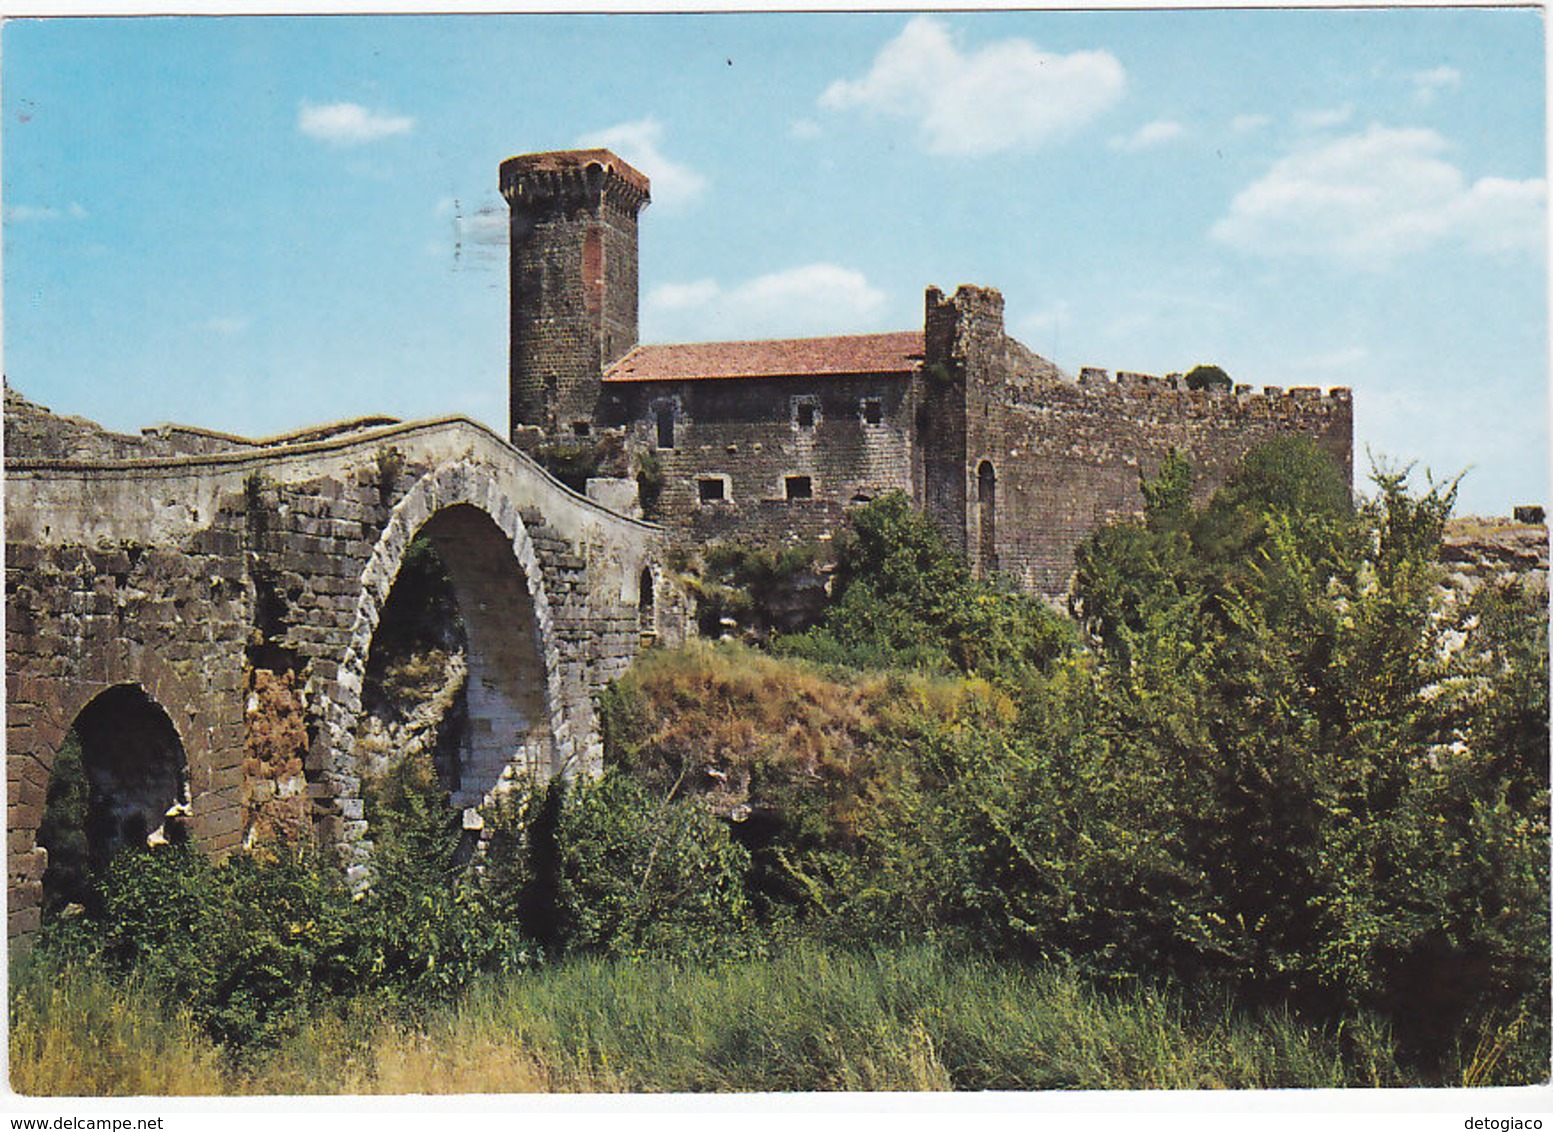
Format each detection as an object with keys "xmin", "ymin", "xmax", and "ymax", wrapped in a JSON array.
[
  {"xmin": 37, "ymin": 731, "xmax": 94, "ymax": 918},
  {"xmin": 1063, "ymin": 442, "xmax": 1547, "ymax": 1072},
  {"xmin": 1184, "ymin": 364, "xmax": 1232, "ymax": 392}
]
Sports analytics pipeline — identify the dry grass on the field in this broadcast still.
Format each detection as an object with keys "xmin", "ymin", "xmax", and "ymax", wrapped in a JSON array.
[
  {"xmin": 9, "ymin": 962, "xmax": 227, "ymax": 1096},
  {"xmin": 609, "ymin": 642, "xmax": 1012, "ymax": 804}
]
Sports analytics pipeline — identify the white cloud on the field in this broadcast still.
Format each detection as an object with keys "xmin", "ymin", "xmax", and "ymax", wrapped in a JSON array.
[
  {"xmin": 644, "ymin": 264, "xmax": 888, "ymax": 341},
  {"xmin": 5, "ymin": 202, "xmax": 87, "ymax": 222},
  {"xmin": 1412, "ymin": 65, "xmax": 1462, "ymax": 104},
  {"xmin": 297, "ymin": 101, "xmax": 414, "ymax": 145},
  {"xmin": 1232, "ymin": 114, "xmax": 1271, "ymax": 135},
  {"xmin": 1016, "ymin": 300, "xmax": 1072, "ymax": 340},
  {"xmin": 577, "ymin": 118, "xmax": 707, "ymax": 208},
  {"xmin": 1211, "ymin": 125, "xmax": 1547, "ymax": 268},
  {"xmin": 1302, "ymin": 345, "xmax": 1369, "ymax": 371},
  {"xmin": 819, "ymin": 15, "xmax": 1125, "ymax": 157},
  {"xmin": 1296, "ymin": 105, "xmax": 1354, "ymax": 131},
  {"xmin": 790, "ymin": 118, "xmax": 823, "ymax": 141},
  {"xmin": 1109, "ymin": 120, "xmax": 1186, "ymax": 153}
]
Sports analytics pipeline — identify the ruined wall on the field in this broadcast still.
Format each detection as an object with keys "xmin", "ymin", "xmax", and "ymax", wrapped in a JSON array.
[
  {"xmin": 7, "ymin": 410, "xmax": 669, "ymax": 938},
  {"xmin": 922, "ymin": 285, "xmax": 1355, "ymax": 598},
  {"xmin": 5, "ymin": 386, "xmax": 178, "ymax": 461},
  {"xmin": 980, "ymin": 374, "xmax": 1353, "ymax": 596},
  {"xmin": 600, "ymin": 373, "xmax": 917, "ymax": 551},
  {"xmin": 1441, "ymin": 516, "xmax": 1550, "ymax": 596},
  {"xmin": 6, "ymin": 485, "xmax": 255, "ymax": 938},
  {"xmin": 5, "ymin": 385, "xmax": 402, "ymax": 462}
]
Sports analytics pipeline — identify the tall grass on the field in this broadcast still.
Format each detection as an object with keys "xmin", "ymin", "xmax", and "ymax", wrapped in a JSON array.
[
  {"xmin": 423, "ymin": 943, "xmax": 1414, "ymax": 1092},
  {"xmin": 12, "ymin": 942, "xmax": 1422, "ymax": 1096},
  {"xmin": 9, "ymin": 958, "xmax": 227, "ymax": 1096}
]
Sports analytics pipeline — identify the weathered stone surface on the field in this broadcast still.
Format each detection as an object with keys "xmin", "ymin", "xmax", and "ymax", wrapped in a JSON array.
[
  {"xmin": 6, "ymin": 405, "xmax": 679, "ymax": 943},
  {"xmin": 1440, "ymin": 517, "xmax": 1549, "ymax": 596}
]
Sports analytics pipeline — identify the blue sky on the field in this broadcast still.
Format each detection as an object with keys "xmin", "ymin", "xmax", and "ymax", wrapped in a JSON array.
[{"xmin": 3, "ymin": 9, "xmax": 1546, "ymax": 514}]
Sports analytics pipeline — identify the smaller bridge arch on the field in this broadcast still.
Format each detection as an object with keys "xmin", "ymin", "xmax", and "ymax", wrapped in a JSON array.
[{"xmin": 35, "ymin": 682, "xmax": 192, "ymax": 917}]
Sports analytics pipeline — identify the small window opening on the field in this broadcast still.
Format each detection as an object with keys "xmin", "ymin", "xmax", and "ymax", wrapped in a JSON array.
[
  {"xmin": 793, "ymin": 398, "xmax": 819, "ymax": 430},
  {"xmin": 571, "ymin": 421, "xmax": 592, "ymax": 438},
  {"xmin": 698, "ymin": 477, "xmax": 727, "ymax": 503},
  {"xmin": 639, "ymin": 566, "xmax": 655, "ymax": 633},
  {"xmin": 861, "ymin": 398, "xmax": 884, "ymax": 425},
  {"xmin": 785, "ymin": 475, "xmax": 813, "ymax": 501}
]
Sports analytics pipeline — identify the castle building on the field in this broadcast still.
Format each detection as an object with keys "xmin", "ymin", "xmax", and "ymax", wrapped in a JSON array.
[{"xmin": 500, "ymin": 148, "xmax": 1354, "ymax": 599}]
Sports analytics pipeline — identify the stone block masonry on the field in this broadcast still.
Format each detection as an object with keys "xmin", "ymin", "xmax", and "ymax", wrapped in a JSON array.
[
  {"xmin": 923, "ymin": 284, "xmax": 1354, "ymax": 596},
  {"xmin": 502, "ymin": 150, "xmax": 650, "ymax": 438},
  {"xmin": 6, "ymin": 398, "xmax": 676, "ymax": 941},
  {"xmin": 598, "ymin": 369, "xmax": 918, "ymax": 551}
]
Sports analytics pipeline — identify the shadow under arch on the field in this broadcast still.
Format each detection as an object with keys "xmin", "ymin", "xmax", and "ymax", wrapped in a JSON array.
[
  {"xmin": 405, "ymin": 503, "xmax": 552, "ymax": 807},
  {"xmin": 329, "ymin": 463, "xmax": 567, "ymax": 864},
  {"xmin": 39, "ymin": 683, "xmax": 190, "ymax": 915}
]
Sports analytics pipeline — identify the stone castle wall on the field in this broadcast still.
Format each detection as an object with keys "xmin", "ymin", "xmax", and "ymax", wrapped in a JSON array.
[
  {"xmin": 976, "ymin": 373, "xmax": 1354, "ymax": 596},
  {"xmin": 925, "ymin": 285, "xmax": 1355, "ymax": 597},
  {"xmin": 494, "ymin": 150, "xmax": 1359, "ymax": 598},
  {"xmin": 599, "ymin": 373, "xmax": 918, "ymax": 549}
]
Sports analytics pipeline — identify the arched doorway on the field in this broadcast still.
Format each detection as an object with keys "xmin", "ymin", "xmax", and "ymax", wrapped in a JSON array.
[
  {"xmin": 976, "ymin": 459, "xmax": 998, "ymax": 576},
  {"xmin": 38, "ymin": 684, "xmax": 189, "ymax": 916}
]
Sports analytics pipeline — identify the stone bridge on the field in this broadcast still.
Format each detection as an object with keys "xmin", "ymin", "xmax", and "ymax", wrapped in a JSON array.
[{"xmin": 5, "ymin": 403, "xmax": 675, "ymax": 940}]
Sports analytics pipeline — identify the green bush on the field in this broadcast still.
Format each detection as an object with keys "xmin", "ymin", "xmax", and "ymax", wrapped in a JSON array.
[
  {"xmin": 689, "ymin": 540, "xmax": 826, "ymax": 638},
  {"xmin": 84, "ymin": 843, "xmax": 360, "ymax": 1050},
  {"xmin": 36, "ymin": 730, "xmax": 93, "ymax": 918},
  {"xmin": 778, "ymin": 492, "xmax": 1075, "ymax": 680},
  {"xmin": 351, "ymin": 752, "xmax": 533, "ymax": 1001},
  {"xmin": 31, "ymin": 748, "xmax": 534, "ymax": 1051},
  {"xmin": 1058, "ymin": 444, "xmax": 1548, "ymax": 1074},
  {"xmin": 552, "ymin": 770, "xmax": 753, "ymax": 958},
  {"xmin": 1183, "ymin": 363, "xmax": 1232, "ymax": 392}
]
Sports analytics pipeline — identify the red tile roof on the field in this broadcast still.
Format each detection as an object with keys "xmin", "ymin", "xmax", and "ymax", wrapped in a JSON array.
[{"xmin": 604, "ymin": 331, "xmax": 924, "ymax": 384}]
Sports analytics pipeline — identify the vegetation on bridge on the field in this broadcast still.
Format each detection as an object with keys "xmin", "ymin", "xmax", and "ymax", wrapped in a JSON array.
[{"xmin": 11, "ymin": 439, "xmax": 1548, "ymax": 1093}]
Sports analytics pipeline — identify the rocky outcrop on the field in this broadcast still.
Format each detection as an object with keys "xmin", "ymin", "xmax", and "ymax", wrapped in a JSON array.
[{"xmin": 1440, "ymin": 517, "xmax": 1548, "ymax": 596}]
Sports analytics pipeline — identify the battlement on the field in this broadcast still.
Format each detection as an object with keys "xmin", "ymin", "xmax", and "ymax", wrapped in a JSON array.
[
  {"xmin": 499, "ymin": 148, "xmax": 651, "ymax": 215},
  {"xmin": 1075, "ymin": 366, "xmax": 1352, "ymax": 408},
  {"xmin": 925, "ymin": 284, "xmax": 1006, "ymax": 360}
]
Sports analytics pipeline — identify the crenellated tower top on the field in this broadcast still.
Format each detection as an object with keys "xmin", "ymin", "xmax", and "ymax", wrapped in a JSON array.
[{"xmin": 499, "ymin": 148, "xmax": 651, "ymax": 215}]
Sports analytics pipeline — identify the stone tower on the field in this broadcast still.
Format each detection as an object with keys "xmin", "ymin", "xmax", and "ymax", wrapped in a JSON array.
[{"xmin": 499, "ymin": 149, "xmax": 651, "ymax": 439}]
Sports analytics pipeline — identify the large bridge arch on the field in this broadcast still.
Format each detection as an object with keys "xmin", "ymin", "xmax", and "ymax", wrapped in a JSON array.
[{"xmin": 323, "ymin": 462, "xmax": 570, "ymax": 871}]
